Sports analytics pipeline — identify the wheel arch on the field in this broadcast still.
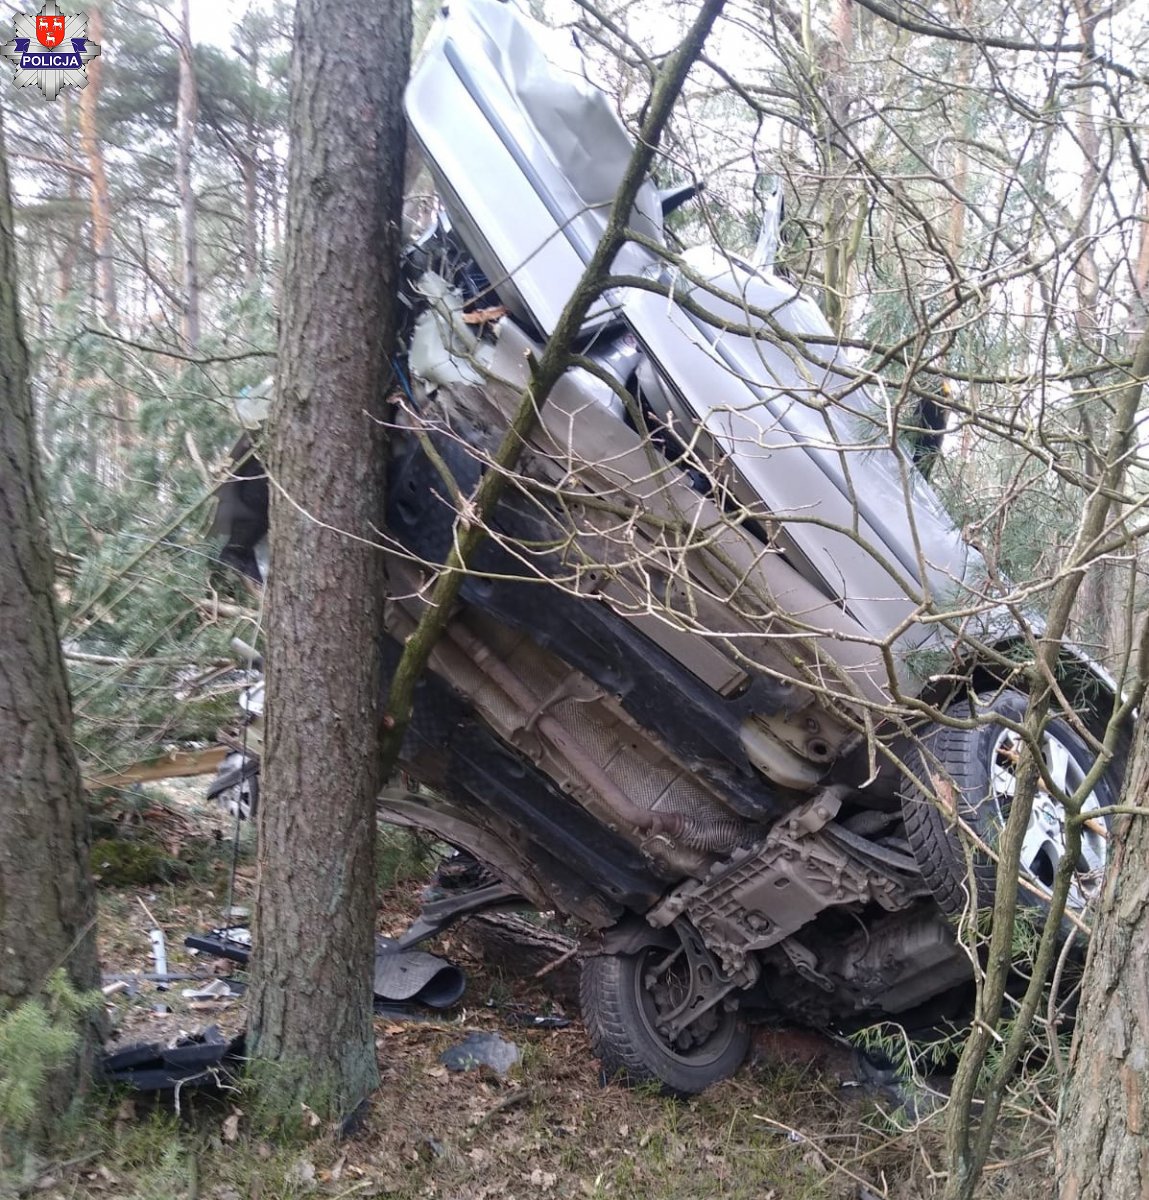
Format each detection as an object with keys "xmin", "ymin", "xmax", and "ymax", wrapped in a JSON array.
[
  {"xmin": 377, "ymin": 789, "xmax": 622, "ymax": 928},
  {"xmin": 914, "ymin": 640, "xmax": 1132, "ymax": 759}
]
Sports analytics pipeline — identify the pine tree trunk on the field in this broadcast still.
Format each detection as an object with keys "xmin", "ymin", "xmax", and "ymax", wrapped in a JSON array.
[
  {"xmin": 59, "ymin": 93, "xmax": 80, "ymax": 299},
  {"xmin": 0, "ymin": 103, "xmax": 100, "ymax": 1142},
  {"xmin": 1056, "ymin": 719, "xmax": 1149, "ymax": 1199},
  {"xmin": 241, "ymin": 41, "xmax": 260, "ymax": 290},
  {"xmin": 241, "ymin": 150, "xmax": 258, "ymax": 289},
  {"xmin": 247, "ymin": 0, "xmax": 409, "ymax": 1121},
  {"xmin": 77, "ymin": 4, "xmax": 128, "ymax": 459},
  {"xmin": 176, "ymin": 0, "xmax": 200, "ymax": 349},
  {"xmin": 818, "ymin": 0, "xmax": 856, "ymax": 335},
  {"xmin": 78, "ymin": 5, "xmax": 115, "ymax": 324}
]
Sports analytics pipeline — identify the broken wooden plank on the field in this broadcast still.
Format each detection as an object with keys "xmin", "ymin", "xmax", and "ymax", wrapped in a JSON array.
[{"xmin": 84, "ymin": 745, "xmax": 228, "ymax": 789}]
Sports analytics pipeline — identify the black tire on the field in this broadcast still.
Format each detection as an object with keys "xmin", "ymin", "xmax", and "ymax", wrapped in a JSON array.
[
  {"xmin": 900, "ymin": 690, "xmax": 1117, "ymax": 920},
  {"xmin": 580, "ymin": 947, "xmax": 750, "ymax": 1097}
]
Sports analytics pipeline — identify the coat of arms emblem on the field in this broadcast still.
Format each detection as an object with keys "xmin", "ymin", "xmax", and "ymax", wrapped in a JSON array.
[
  {"xmin": 35, "ymin": 12, "xmax": 65, "ymax": 47},
  {"xmin": 1, "ymin": 1, "xmax": 100, "ymax": 101}
]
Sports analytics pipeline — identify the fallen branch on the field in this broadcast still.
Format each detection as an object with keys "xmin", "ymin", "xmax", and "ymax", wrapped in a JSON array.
[
  {"xmin": 534, "ymin": 945, "xmax": 580, "ymax": 980},
  {"xmin": 194, "ymin": 597, "xmax": 260, "ymax": 622},
  {"xmin": 462, "ymin": 1085, "xmax": 551, "ymax": 1142},
  {"xmin": 66, "ymin": 650, "xmax": 232, "ymax": 669}
]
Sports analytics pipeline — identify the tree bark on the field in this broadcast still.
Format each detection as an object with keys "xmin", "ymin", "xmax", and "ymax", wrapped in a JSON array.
[
  {"xmin": 241, "ymin": 149, "xmax": 258, "ymax": 290},
  {"xmin": 1056, "ymin": 718, "xmax": 1149, "ymax": 1199},
  {"xmin": 0, "ymin": 101, "xmax": 100, "ymax": 1144},
  {"xmin": 247, "ymin": 0, "xmax": 409, "ymax": 1122},
  {"xmin": 462, "ymin": 914, "xmax": 582, "ymax": 1008}
]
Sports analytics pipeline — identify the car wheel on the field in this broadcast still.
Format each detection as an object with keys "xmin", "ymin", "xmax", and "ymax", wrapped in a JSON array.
[
  {"xmin": 900, "ymin": 690, "xmax": 1116, "ymax": 920},
  {"xmin": 580, "ymin": 939, "xmax": 750, "ymax": 1097}
]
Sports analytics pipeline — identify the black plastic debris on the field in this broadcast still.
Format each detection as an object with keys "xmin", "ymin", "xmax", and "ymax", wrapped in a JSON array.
[
  {"xmin": 845, "ymin": 1049, "xmax": 948, "ymax": 1119},
  {"xmin": 440, "ymin": 1031, "xmax": 520, "ymax": 1075},
  {"xmin": 100, "ymin": 1025, "xmax": 245, "ymax": 1093},
  {"xmin": 486, "ymin": 999, "xmax": 572, "ymax": 1029},
  {"xmin": 373, "ymin": 935, "xmax": 466, "ymax": 1008},
  {"xmin": 185, "ymin": 927, "xmax": 252, "ymax": 965}
]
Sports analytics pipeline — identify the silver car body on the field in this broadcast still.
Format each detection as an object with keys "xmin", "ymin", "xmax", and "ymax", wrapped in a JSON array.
[{"xmin": 405, "ymin": 0, "xmax": 984, "ymax": 700}]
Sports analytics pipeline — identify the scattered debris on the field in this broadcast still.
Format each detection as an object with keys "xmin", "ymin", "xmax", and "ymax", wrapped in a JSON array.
[
  {"xmin": 148, "ymin": 928, "xmax": 168, "ymax": 982},
  {"xmin": 440, "ymin": 1031, "xmax": 520, "ymax": 1075},
  {"xmin": 102, "ymin": 917, "xmax": 474, "ymax": 1097},
  {"xmin": 186, "ymin": 927, "xmax": 468, "ymax": 1007},
  {"xmin": 100, "ymin": 1024, "xmax": 244, "ymax": 1092},
  {"xmin": 181, "ymin": 978, "xmax": 237, "ymax": 1001},
  {"xmin": 503, "ymin": 1012, "xmax": 572, "ymax": 1030},
  {"xmin": 185, "ymin": 926, "xmax": 252, "ymax": 963}
]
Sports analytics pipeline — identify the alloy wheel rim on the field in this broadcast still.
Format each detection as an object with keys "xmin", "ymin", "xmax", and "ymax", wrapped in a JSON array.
[{"xmin": 990, "ymin": 727, "xmax": 1106, "ymax": 910}]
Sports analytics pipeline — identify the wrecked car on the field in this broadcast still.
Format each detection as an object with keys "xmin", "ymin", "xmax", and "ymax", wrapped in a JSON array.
[{"xmin": 215, "ymin": 0, "xmax": 1124, "ymax": 1095}]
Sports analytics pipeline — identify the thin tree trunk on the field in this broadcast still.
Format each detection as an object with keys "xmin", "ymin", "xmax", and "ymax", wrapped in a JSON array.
[
  {"xmin": 816, "ymin": 0, "xmax": 857, "ymax": 335},
  {"xmin": 59, "ymin": 93, "xmax": 80, "ymax": 299},
  {"xmin": 943, "ymin": 322, "xmax": 1149, "ymax": 1200},
  {"xmin": 176, "ymin": 0, "xmax": 200, "ymax": 349},
  {"xmin": 76, "ymin": 4, "xmax": 128, "ymax": 459},
  {"xmin": 242, "ymin": 151, "xmax": 258, "ymax": 289},
  {"xmin": 1056, "ymin": 715, "xmax": 1149, "ymax": 1198},
  {"xmin": 1135, "ymin": 186, "xmax": 1149, "ymax": 325},
  {"xmin": 269, "ymin": 150, "xmax": 282, "ymax": 257},
  {"xmin": 1068, "ymin": 0, "xmax": 1125, "ymax": 664},
  {"xmin": 247, "ymin": 0, "xmax": 410, "ymax": 1122},
  {"xmin": 1070, "ymin": 0, "xmax": 1101, "ymax": 354},
  {"xmin": 78, "ymin": 5, "xmax": 114, "ymax": 324},
  {"xmin": 0, "ymin": 101, "xmax": 100, "ymax": 1148},
  {"xmin": 242, "ymin": 40, "xmax": 260, "ymax": 290},
  {"xmin": 948, "ymin": 0, "xmax": 977, "ymax": 466}
]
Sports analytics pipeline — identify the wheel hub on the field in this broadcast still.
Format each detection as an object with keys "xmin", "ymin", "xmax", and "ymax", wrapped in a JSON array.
[
  {"xmin": 646, "ymin": 964, "xmax": 719, "ymax": 1051},
  {"xmin": 638, "ymin": 926, "xmax": 739, "ymax": 1055}
]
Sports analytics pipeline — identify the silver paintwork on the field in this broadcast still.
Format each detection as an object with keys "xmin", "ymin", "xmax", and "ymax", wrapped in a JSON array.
[{"xmin": 405, "ymin": 0, "xmax": 989, "ymax": 696}]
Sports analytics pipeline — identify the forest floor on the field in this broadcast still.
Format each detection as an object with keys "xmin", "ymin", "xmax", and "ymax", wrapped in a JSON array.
[{"xmin": 24, "ymin": 785, "xmax": 1053, "ymax": 1200}]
